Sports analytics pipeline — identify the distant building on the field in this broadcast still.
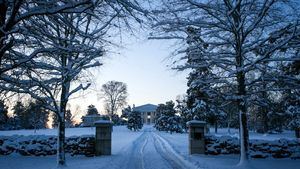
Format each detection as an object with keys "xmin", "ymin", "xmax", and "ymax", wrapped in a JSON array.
[
  {"xmin": 133, "ymin": 104, "xmax": 157, "ymax": 124},
  {"xmin": 81, "ymin": 114, "xmax": 103, "ymax": 127}
]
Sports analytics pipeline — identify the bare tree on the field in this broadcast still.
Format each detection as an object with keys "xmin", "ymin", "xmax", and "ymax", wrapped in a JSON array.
[
  {"xmin": 2, "ymin": 2, "xmax": 144, "ymax": 167},
  {"xmin": 150, "ymin": 0, "xmax": 300, "ymax": 164},
  {"xmin": 101, "ymin": 81, "xmax": 128, "ymax": 120},
  {"xmin": 16, "ymin": 12, "xmax": 103, "ymax": 166},
  {"xmin": 0, "ymin": 0, "xmax": 147, "ymax": 166},
  {"xmin": 0, "ymin": 0, "xmax": 93, "ymax": 78}
]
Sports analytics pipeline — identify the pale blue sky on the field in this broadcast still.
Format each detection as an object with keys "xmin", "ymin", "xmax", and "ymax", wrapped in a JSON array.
[{"xmin": 69, "ymin": 37, "xmax": 188, "ymax": 119}]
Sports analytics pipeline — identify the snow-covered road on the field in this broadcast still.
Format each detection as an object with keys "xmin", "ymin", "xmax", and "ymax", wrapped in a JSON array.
[{"xmin": 99, "ymin": 127, "xmax": 197, "ymax": 169}]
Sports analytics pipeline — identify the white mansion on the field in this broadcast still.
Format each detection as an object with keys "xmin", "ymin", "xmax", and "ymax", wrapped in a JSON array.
[{"xmin": 133, "ymin": 104, "xmax": 158, "ymax": 124}]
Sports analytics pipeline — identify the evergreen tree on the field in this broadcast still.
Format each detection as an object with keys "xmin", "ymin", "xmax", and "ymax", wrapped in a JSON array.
[
  {"xmin": 283, "ymin": 61, "xmax": 300, "ymax": 137},
  {"xmin": 65, "ymin": 109, "xmax": 73, "ymax": 128},
  {"xmin": 175, "ymin": 97, "xmax": 190, "ymax": 132},
  {"xmin": 223, "ymin": 101, "xmax": 240, "ymax": 132},
  {"xmin": 167, "ymin": 115, "xmax": 183, "ymax": 134},
  {"xmin": 285, "ymin": 90, "xmax": 300, "ymax": 137},
  {"xmin": 287, "ymin": 104, "xmax": 300, "ymax": 138},
  {"xmin": 184, "ymin": 27, "xmax": 226, "ymax": 133},
  {"xmin": 87, "ymin": 105, "xmax": 99, "ymax": 115},
  {"xmin": 155, "ymin": 115, "xmax": 169, "ymax": 131},
  {"xmin": 52, "ymin": 113, "xmax": 59, "ymax": 128},
  {"xmin": 0, "ymin": 100, "xmax": 9, "ymax": 129},
  {"xmin": 111, "ymin": 114, "xmax": 121, "ymax": 125},
  {"xmin": 155, "ymin": 101, "xmax": 183, "ymax": 133},
  {"xmin": 11, "ymin": 100, "xmax": 50, "ymax": 130},
  {"xmin": 121, "ymin": 105, "xmax": 132, "ymax": 119},
  {"xmin": 127, "ymin": 111, "xmax": 143, "ymax": 131},
  {"xmin": 13, "ymin": 101, "xmax": 27, "ymax": 129},
  {"xmin": 27, "ymin": 100, "xmax": 50, "ymax": 130}
]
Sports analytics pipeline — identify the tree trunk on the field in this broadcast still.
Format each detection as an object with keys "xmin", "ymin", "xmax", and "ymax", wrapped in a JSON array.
[
  {"xmin": 237, "ymin": 71, "xmax": 250, "ymax": 164},
  {"xmin": 56, "ymin": 50, "xmax": 70, "ymax": 166},
  {"xmin": 57, "ymin": 118, "xmax": 66, "ymax": 166},
  {"xmin": 215, "ymin": 121, "xmax": 218, "ymax": 134},
  {"xmin": 295, "ymin": 128, "xmax": 300, "ymax": 138},
  {"xmin": 232, "ymin": 2, "xmax": 250, "ymax": 161},
  {"xmin": 57, "ymin": 84, "xmax": 69, "ymax": 166},
  {"xmin": 239, "ymin": 109, "xmax": 249, "ymax": 164},
  {"xmin": 235, "ymin": 38, "xmax": 250, "ymax": 164},
  {"xmin": 110, "ymin": 104, "xmax": 115, "ymax": 122},
  {"xmin": 57, "ymin": 89, "xmax": 68, "ymax": 166}
]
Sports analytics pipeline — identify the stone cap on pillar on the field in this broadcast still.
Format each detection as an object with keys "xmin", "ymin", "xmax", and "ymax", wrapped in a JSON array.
[
  {"xmin": 186, "ymin": 120, "xmax": 206, "ymax": 127},
  {"xmin": 94, "ymin": 120, "xmax": 113, "ymax": 127}
]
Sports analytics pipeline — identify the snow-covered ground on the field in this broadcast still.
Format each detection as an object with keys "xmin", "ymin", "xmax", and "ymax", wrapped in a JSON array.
[
  {"xmin": 0, "ymin": 126, "xmax": 299, "ymax": 169},
  {"xmin": 156, "ymin": 131, "xmax": 300, "ymax": 169},
  {"xmin": 0, "ymin": 126, "xmax": 295, "ymax": 140},
  {"xmin": 0, "ymin": 127, "xmax": 99, "ymax": 137},
  {"xmin": 210, "ymin": 127, "xmax": 296, "ymax": 140}
]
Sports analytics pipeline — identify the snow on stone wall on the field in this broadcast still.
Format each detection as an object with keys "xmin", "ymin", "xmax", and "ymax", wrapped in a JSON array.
[
  {"xmin": 0, "ymin": 135, "xmax": 95, "ymax": 157},
  {"xmin": 205, "ymin": 135, "xmax": 300, "ymax": 159},
  {"xmin": 0, "ymin": 134, "xmax": 299, "ymax": 159}
]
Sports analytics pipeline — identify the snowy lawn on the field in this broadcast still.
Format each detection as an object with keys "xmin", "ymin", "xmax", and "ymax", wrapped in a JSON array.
[
  {"xmin": 0, "ymin": 126, "xmax": 295, "ymax": 140},
  {"xmin": 0, "ymin": 126, "xmax": 299, "ymax": 169},
  {"xmin": 0, "ymin": 126, "xmax": 143, "ymax": 155},
  {"xmin": 0, "ymin": 127, "xmax": 100, "ymax": 137},
  {"xmin": 210, "ymin": 127, "xmax": 296, "ymax": 140},
  {"xmin": 156, "ymin": 129, "xmax": 300, "ymax": 169},
  {"xmin": 0, "ymin": 126, "xmax": 143, "ymax": 169}
]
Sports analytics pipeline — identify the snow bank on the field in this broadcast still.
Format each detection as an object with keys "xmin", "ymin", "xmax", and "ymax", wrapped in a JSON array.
[
  {"xmin": 0, "ymin": 127, "xmax": 97, "ymax": 136},
  {"xmin": 205, "ymin": 135, "xmax": 300, "ymax": 159},
  {"xmin": 0, "ymin": 135, "xmax": 95, "ymax": 157},
  {"xmin": 0, "ymin": 126, "xmax": 144, "ymax": 157}
]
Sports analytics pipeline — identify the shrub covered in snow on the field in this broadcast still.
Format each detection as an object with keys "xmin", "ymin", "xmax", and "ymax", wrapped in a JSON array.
[
  {"xmin": 155, "ymin": 101, "xmax": 184, "ymax": 133},
  {"xmin": 167, "ymin": 116, "xmax": 183, "ymax": 134},
  {"xmin": 0, "ymin": 135, "xmax": 95, "ymax": 157},
  {"xmin": 287, "ymin": 105, "xmax": 300, "ymax": 138},
  {"xmin": 127, "ymin": 111, "xmax": 143, "ymax": 131}
]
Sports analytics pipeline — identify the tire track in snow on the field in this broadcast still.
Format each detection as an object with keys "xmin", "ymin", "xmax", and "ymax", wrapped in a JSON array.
[
  {"xmin": 140, "ymin": 132, "xmax": 149, "ymax": 169},
  {"xmin": 123, "ymin": 131, "xmax": 148, "ymax": 169},
  {"xmin": 99, "ymin": 127, "xmax": 201, "ymax": 169},
  {"xmin": 152, "ymin": 132, "xmax": 200, "ymax": 169},
  {"xmin": 100, "ymin": 131, "xmax": 148, "ymax": 169},
  {"xmin": 153, "ymin": 134, "xmax": 179, "ymax": 169}
]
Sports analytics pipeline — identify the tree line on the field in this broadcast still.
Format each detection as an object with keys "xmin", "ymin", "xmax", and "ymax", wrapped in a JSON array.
[
  {"xmin": 0, "ymin": 99, "xmax": 75, "ymax": 130},
  {"xmin": 154, "ymin": 96, "xmax": 299, "ymax": 136}
]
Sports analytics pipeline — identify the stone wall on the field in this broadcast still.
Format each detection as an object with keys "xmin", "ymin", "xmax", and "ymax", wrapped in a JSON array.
[
  {"xmin": 0, "ymin": 135, "xmax": 95, "ymax": 157},
  {"xmin": 1, "ymin": 134, "xmax": 299, "ymax": 159},
  {"xmin": 205, "ymin": 135, "xmax": 300, "ymax": 159}
]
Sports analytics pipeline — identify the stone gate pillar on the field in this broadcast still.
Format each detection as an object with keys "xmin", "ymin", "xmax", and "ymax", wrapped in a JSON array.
[
  {"xmin": 94, "ymin": 120, "xmax": 113, "ymax": 156},
  {"xmin": 187, "ymin": 120, "xmax": 206, "ymax": 154}
]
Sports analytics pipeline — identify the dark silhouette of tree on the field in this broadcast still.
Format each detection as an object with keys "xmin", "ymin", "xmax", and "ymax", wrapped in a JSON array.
[
  {"xmin": 101, "ymin": 81, "xmax": 128, "ymax": 120},
  {"xmin": 87, "ymin": 105, "xmax": 99, "ymax": 115}
]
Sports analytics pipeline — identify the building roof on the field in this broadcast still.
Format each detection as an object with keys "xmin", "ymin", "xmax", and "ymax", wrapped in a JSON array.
[
  {"xmin": 133, "ymin": 104, "xmax": 157, "ymax": 113},
  {"xmin": 82, "ymin": 114, "xmax": 101, "ymax": 118}
]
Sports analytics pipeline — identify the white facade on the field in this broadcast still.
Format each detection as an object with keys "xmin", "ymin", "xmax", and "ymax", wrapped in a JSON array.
[{"xmin": 133, "ymin": 104, "xmax": 157, "ymax": 124}]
